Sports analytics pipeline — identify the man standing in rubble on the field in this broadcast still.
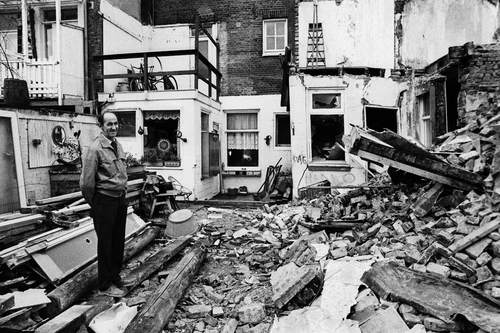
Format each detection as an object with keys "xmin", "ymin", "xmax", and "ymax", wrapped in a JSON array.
[{"xmin": 80, "ymin": 111, "xmax": 128, "ymax": 297}]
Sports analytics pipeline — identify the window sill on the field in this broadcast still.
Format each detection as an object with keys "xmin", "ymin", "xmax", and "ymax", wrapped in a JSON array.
[
  {"xmin": 307, "ymin": 162, "xmax": 351, "ymax": 172},
  {"xmin": 262, "ymin": 51, "xmax": 285, "ymax": 57},
  {"xmin": 222, "ymin": 170, "xmax": 261, "ymax": 177}
]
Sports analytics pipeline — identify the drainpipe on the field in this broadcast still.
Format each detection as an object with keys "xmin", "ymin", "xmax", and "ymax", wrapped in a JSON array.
[
  {"xmin": 56, "ymin": 0, "xmax": 62, "ymax": 105},
  {"xmin": 83, "ymin": 0, "xmax": 89, "ymax": 101},
  {"xmin": 21, "ymin": 0, "xmax": 28, "ymax": 59}
]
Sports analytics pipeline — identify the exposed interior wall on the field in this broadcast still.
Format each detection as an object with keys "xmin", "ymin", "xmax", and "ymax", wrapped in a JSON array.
[
  {"xmin": 398, "ymin": 0, "xmax": 499, "ymax": 68},
  {"xmin": 15, "ymin": 109, "xmax": 99, "ymax": 204},
  {"xmin": 297, "ymin": 0, "xmax": 394, "ymax": 69},
  {"xmin": 105, "ymin": 0, "xmax": 141, "ymax": 21},
  {"xmin": 289, "ymin": 74, "xmax": 403, "ymax": 198},
  {"xmin": 220, "ymin": 94, "xmax": 292, "ymax": 194}
]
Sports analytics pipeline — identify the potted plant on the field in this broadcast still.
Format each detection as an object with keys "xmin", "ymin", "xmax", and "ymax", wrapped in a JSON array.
[{"xmin": 0, "ymin": 33, "xmax": 29, "ymax": 107}]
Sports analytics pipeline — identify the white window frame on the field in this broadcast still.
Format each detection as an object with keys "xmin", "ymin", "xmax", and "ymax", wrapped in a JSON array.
[
  {"xmin": 262, "ymin": 19, "xmax": 287, "ymax": 56},
  {"xmin": 224, "ymin": 109, "xmax": 260, "ymax": 171},
  {"xmin": 307, "ymin": 89, "xmax": 347, "ymax": 166}
]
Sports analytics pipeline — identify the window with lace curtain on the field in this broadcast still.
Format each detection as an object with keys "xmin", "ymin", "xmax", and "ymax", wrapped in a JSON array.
[{"xmin": 226, "ymin": 112, "xmax": 258, "ymax": 167}]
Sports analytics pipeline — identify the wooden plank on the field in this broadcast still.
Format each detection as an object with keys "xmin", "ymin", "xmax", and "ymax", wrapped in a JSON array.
[
  {"xmin": 448, "ymin": 218, "xmax": 500, "ymax": 253},
  {"xmin": 35, "ymin": 191, "xmax": 83, "ymax": 206},
  {"xmin": 124, "ymin": 245, "xmax": 206, "ymax": 333},
  {"xmin": 362, "ymin": 261, "xmax": 500, "ymax": 332},
  {"xmin": 0, "ymin": 214, "xmax": 45, "ymax": 233},
  {"xmin": 356, "ymin": 150, "xmax": 475, "ymax": 190},
  {"xmin": 35, "ymin": 305, "xmax": 93, "ymax": 333},
  {"xmin": 51, "ymin": 204, "xmax": 90, "ymax": 217}
]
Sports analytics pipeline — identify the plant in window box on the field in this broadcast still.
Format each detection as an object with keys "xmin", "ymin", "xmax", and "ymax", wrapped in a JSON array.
[{"xmin": 52, "ymin": 136, "xmax": 81, "ymax": 169}]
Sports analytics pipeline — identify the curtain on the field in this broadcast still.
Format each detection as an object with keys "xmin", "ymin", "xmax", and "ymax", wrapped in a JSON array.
[
  {"xmin": 227, "ymin": 132, "xmax": 258, "ymax": 150},
  {"xmin": 144, "ymin": 110, "xmax": 180, "ymax": 120},
  {"xmin": 227, "ymin": 113, "xmax": 257, "ymax": 130}
]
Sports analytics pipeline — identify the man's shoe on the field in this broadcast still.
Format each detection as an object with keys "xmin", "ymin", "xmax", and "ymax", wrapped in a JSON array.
[{"xmin": 101, "ymin": 284, "xmax": 126, "ymax": 297}]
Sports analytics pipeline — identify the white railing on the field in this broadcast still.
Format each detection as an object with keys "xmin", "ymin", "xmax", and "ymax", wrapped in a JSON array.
[{"xmin": 0, "ymin": 58, "xmax": 59, "ymax": 99}]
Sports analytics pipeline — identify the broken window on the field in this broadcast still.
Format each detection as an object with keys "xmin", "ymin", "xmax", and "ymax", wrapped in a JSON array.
[
  {"xmin": 312, "ymin": 93, "xmax": 341, "ymax": 109},
  {"xmin": 418, "ymin": 93, "xmax": 432, "ymax": 147},
  {"xmin": 263, "ymin": 19, "xmax": 287, "ymax": 56},
  {"xmin": 275, "ymin": 114, "xmax": 291, "ymax": 147},
  {"xmin": 115, "ymin": 111, "xmax": 136, "ymax": 137},
  {"xmin": 310, "ymin": 115, "xmax": 345, "ymax": 162},
  {"xmin": 201, "ymin": 112, "xmax": 210, "ymax": 178},
  {"xmin": 227, "ymin": 113, "xmax": 258, "ymax": 167},
  {"xmin": 143, "ymin": 111, "xmax": 180, "ymax": 167}
]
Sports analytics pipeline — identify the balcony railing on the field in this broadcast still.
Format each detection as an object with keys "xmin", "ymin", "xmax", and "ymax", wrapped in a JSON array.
[
  {"xmin": 0, "ymin": 58, "xmax": 59, "ymax": 99},
  {"xmin": 94, "ymin": 23, "xmax": 221, "ymax": 101}
]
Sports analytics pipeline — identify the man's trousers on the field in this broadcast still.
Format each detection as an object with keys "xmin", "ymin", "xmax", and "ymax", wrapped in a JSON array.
[{"xmin": 92, "ymin": 192, "xmax": 127, "ymax": 290}]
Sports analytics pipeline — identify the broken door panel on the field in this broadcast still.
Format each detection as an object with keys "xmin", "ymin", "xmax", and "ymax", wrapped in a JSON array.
[{"xmin": 30, "ymin": 210, "xmax": 146, "ymax": 283}]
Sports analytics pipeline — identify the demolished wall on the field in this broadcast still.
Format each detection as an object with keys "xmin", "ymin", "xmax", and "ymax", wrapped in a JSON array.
[{"xmin": 457, "ymin": 43, "xmax": 500, "ymax": 126}]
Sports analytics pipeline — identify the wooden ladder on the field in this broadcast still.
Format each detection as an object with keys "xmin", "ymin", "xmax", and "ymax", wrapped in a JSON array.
[{"xmin": 307, "ymin": 2, "xmax": 326, "ymax": 68}]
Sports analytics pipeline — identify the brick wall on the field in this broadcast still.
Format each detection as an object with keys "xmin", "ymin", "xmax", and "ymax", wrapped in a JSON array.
[
  {"xmin": 457, "ymin": 43, "xmax": 500, "ymax": 126},
  {"xmin": 153, "ymin": 0, "xmax": 295, "ymax": 96}
]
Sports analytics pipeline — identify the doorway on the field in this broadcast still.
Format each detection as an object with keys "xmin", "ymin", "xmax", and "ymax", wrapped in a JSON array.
[
  {"xmin": 365, "ymin": 106, "xmax": 398, "ymax": 133},
  {"xmin": 0, "ymin": 116, "xmax": 20, "ymax": 213}
]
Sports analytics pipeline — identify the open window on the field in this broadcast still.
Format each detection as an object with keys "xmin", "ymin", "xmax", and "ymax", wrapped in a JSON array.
[
  {"xmin": 143, "ymin": 111, "xmax": 180, "ymax": 167},
  {"xmin": 42, "ymin": 7, "xmax": 78, "ymax": 59},
  {"xmin": 275, "ymin": 113, "xmax": 291, "ymax": 147},
  {"xmin": 310, "ymin": 115, "xmax": 345, "ymax": 162},
  {"xmin": 201, "ymin": 112, "xmax": 210, "ymax": 178},
  {"xmin": 227, "ymin": 112, "xmax": 258, "ymax": 167}
]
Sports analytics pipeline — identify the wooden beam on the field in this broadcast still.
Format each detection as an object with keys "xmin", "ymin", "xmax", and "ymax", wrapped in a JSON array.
[
  {"xmin": 448, "ymin": 218, "xmax": 500, "ymax": 253},
  {"xmin": 47, "ymin": 227, "xmax": 160, "ymax": 316},
  {"xmin": 121, "ymin": 235, "xmax": 191, "ymax": 293},
  {"xmin": 356, "ymin": 150, "xmax": 475, "ymax": 190},
  {"xmin": 0, "ymin": 214, "xmax": 45, "ymax": 233},
  {"xmin": 124, "ymin": 245, "xmax": 206, "ymax": 333},
  {"xmin": 94, "ymin": 49, "xmax": 196, "ymax": 61}
]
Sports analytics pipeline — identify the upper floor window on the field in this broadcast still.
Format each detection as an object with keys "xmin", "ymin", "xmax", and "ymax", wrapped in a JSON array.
[{"xmin": 263, "ymin": 19, "xmax": 287, "ymax": 56}]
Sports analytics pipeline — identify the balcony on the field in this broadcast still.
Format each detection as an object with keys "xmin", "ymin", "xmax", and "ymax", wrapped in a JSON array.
[
  {"xmin": 94, "ymin": 23, "xmax": 221, "ymax": 102},
  {"xmin": 0, "ymin": 57, "xmax": 59, "ymax": 99}
]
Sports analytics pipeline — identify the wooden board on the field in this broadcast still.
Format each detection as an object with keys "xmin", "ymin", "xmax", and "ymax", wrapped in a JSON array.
[
  {"xmin": 35, "ymin": 305, "xmax": 93, "ymax": 333},
  {"xmin": 362, "ymin": 261, "xmax": 500, "ymax": 332},
  {"xmin": 356, "ymin": 150, "xmax": 475, "ymax": 190}
]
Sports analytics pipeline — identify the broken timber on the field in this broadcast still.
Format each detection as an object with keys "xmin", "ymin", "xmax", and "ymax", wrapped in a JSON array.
[
  {"xmin": 124, "ymin": 245, "xmax": 207, "ymax": 333},
  {"xmin": 361, "ymin": 261, "xmax": 500, "ymax": 332},
  {"xmin": 348, "ymin": 127, "xmax": 483, "ymax": 190},
  {"xmin": 448, "ymin": 217, "xmax": 500, "ymax": 253},
  {"xmin": 121, "ymin": 235, "xmax": 192, "ymax": 293},
  {"xmin": 47, "ymin": 226, "xmax": 159, "ymax": 316}
]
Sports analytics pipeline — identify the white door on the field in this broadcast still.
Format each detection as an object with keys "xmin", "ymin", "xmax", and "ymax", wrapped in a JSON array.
[{"xmin": 0, "ymin": 117, "xmax": 20, "ymax": 213}]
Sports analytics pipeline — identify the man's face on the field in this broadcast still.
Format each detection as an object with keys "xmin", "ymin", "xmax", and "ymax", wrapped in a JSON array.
[{"xmin": 102, "ymin": 113, "xmax": 119, "ymax": 140}]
